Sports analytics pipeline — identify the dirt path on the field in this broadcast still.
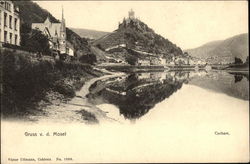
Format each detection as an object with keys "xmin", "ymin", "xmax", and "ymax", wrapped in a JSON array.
[{"xmin": 30, "ymin": 72, "xmax": 125, "ymax": 124}]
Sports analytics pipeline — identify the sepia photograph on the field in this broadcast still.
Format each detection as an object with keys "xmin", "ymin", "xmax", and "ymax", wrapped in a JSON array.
[{"xmin": 1, "ymin": 0, "xmax": 249, "ymax": 163}]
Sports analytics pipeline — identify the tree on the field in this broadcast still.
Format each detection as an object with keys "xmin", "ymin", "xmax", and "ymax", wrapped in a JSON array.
[
  {"xmin": 22, "ymin": 29, "xmax": 51, "ymax": 55},
  {"xmin": 244, "ymin": 56, "xmax": 249, "ymax": 65},
  {"xmin": 125, "ymin": 54, "xmax": 137, "ymax": 65},
  {"xmin": 79, "ymin": 53, "xmax": 97, "ymax": 65},
  {"xmin": 234, "ymin": 57, "xmax": 243, "ymax": 65}
]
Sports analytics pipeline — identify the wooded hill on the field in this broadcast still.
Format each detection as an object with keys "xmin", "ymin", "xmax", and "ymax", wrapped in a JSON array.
[
  {"xmin": 12, "ymin": 0, "xmax": 95, "ymax": 63},
  {"xmin": 93, "ymin": 18, "xmax": 183, "ymax": 61},
  {"xmin": 186, "ymin": 33, "xmax": 249, "ymax": 64}
]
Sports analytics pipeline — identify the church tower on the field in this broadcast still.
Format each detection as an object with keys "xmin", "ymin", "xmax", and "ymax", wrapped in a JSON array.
[{"xmin": 60, "ymin": 6, "xmax": 67, "ymax": 53}]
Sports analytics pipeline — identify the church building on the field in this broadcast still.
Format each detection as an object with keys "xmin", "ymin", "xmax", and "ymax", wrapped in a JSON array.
[{"xmin": 31, "ymin": 8, "xmax": 74, "ymax": 56}]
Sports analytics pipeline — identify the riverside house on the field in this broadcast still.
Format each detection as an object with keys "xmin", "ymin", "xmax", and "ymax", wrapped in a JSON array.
[
  {"xmin": 136, "ymin": 58, "xmax": 151, "ymax": 66},
  {"xmin": 0, "ymin": 0, "xmax": 20, "ymax": 46}
]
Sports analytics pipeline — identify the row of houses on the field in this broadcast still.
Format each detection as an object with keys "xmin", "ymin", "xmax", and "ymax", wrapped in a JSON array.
[
  {"xmin": 167, "ymin": 56, "xmax": 208, "ymax": 66},
  {"xmin": 137, "ymin": 56, "xmax": 166, "ymax": 66},
  {"xmin": 0, "ymin": 0, "xmax": 74, "ymax": 57},
  {"xmin": 138, "ymin": 55, "xmax": 209, "ymax": 66}
]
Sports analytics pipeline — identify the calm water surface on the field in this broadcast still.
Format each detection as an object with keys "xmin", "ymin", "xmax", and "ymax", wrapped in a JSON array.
[
  {"xmin": 87, "ymin": 70, "xmax": 249, "ymax": 123},
  {"xmin": 3, "ymin": 70, "xmax": 249, "ymax": 162}
]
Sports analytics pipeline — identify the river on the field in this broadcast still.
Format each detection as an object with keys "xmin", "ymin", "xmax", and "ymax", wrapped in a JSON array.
[
  {"xmin": 23, "ymin": 70, "xmax": 249, "ymax": 124},
  {"xmin": 86, "ymin": 70, "xmax": 249, "ymax": 124},
  {"xmin": 2, "ymin": 70, "xmax": 249, "ymax": 162}
]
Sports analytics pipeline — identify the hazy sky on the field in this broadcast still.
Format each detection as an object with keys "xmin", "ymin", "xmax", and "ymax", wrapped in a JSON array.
[{"xmin": 35, "ymin": 1, "xmax": 248, "ymax": 49}]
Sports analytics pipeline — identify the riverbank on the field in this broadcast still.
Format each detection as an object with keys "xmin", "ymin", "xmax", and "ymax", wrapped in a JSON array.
[
  {"xmin": 98, "ymin": 65, "xmax": 167, "ymax": 73},
  {"xmin": 98, "ymin": 64, "xmax": 249, "ymax": 73},
  {"xmin": 1, "ymin": 50, "xmax": 105, "ymax": 119},
  {"xmin": 97, "ymin": 64, "xmax": 199, "ymax": 73},
  {"xmin": 28, "ymin": 72, "xmax": 126, "ymax": 124}
]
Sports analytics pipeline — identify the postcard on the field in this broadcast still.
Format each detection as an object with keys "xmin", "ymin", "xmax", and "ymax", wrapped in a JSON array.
[{"xmin": 1, "ymin": 0, "xmax": 249, "ymax": 163}]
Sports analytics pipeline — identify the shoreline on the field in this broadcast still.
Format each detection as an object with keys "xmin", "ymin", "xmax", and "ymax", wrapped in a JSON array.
[
  {"xmin": 97, "ymin": 64, "xmax": 249, "ymax": 73},
  {"xmin": 28, "ymin": 70, "xmax": 126, "ymax": 124}
]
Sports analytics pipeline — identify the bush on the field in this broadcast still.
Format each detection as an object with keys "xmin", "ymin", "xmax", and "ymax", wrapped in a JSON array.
[
  {"xmin": 79, "ymin": 53, "xmax": 97, "ymax": 65},
  {"xmin": 76, "ymin": 109, "xmax": 99, "ymax": 124},
  {"xmin": 234, "ymin": 57, "xmax": 243, "ymax": 64},
  {"xmin": 53, "ymin": 81, "xmax": 75, "ymax": 98},
  {"xmin": 125, "ymin": 54, "xmax": 137, "ymax": 65},
  {"xmin": 1, "ymin": 51, "xmax": 96, "ymax": 117},
  {"xmin": 22, "ymin": 29, "xmax": 51, "ymax": 55}
]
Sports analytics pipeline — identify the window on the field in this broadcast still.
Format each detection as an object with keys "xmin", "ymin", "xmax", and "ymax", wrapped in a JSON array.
[
  {"xmin": 9, "ymin": 33, "xmax": 12, "ymax": 44},
  {"xmin": 4, "ymin": 12, "xmax": 7, "ymax": 27},
  {"xmin": 15, "ymin": 35, "xmax": 17, "ymax": 45},
  {"xmin": 4, "ymin": 31, "xmax": 7, "ymax": 43},
  {"xmin": 5, "ymin": 2, "xmax": 11, "ymax": 11},
  {"xmin": 9, "ymin": 15, "xmax": 12, "ymax": 29},
  {"xmin": 14, "ymin": 18, "xmax": 17, "ymax": 30}
]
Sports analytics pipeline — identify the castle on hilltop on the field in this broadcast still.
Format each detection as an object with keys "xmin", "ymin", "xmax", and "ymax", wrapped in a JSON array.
[
  {"xmin": 32, "ymin": 7, "xmax": 74, "ymax": 56},
  {"xmin": 118, "ymin": 9, "xmax": 152, "ymax": 34},
  {"xmin": 119, "ymin": 9, "xmax": 140, "ymax": 27}
]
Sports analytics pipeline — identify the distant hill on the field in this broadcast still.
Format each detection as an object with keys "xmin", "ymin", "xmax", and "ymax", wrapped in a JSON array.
[
  {"xmin": 13, "ymin": 0, "xmax": 95, "ymax": 62},
  {"xmin": 186, "ymin": 33, "xmax": 249, "ymax": 64},
  {"xmin": 92, "ymin": 17, "xmax": 183, "ymax": 63},
  {"xmin": 70, "ymin": 28, "xmax": 110, "ymax": 40}
]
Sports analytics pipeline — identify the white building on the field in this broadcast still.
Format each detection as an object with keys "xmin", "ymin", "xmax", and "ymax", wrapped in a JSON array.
[
  {"xmin": 66, "ymin": 42, "xmax": 74, "ymax": 56},
  {"xmin": 160, "ymin": 58, "xmax": 166, "ymax": 65},
  {"xmin": 137, "ymin": 73, "xmax": 151, "ymax": 80},
  {"xmin": 31, "ymin": 7, "xmax": 74, "ymax": 56},
  {"xmin": 0, "ymin": 0, "xmax": 20, "ymax": 45},
  {"xmin": 137, "ymin": 59, "xmax": 150, "ymax": 66}
]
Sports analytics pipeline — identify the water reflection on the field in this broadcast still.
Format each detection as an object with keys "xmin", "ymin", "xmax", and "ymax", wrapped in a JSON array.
[
  {"xmin": 229, "ymin": 72, "xmax": 249, "ymax": 82},
  {"xmin": 87, "ymin": 71, "xmax": 249, "ymax": 120},
  {"xmin": 189, "ymin": 71, "xmax": 249, "ymax": 100}
]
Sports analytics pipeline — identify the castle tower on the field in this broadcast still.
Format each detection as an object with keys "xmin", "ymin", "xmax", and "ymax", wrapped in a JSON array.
[
  {"xmin": 60, "ymin": 6, "xmax": 67, "ymax": 53},
  {"xmin": 128, "ymin": 9, "xmax": 135, "ymax": 19}
]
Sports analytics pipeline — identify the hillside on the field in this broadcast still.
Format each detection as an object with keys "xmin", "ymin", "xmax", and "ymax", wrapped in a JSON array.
[
  {"xmin": 12, "ymin": 0, "xmax": 59, "ymax": 26},
  {"xmin": 70, "ymin": 28, "xmax": 110, "ymax": 40},
  {"xmin": 66, "ymin": 28, "xmax": 94, "ymax": 59},
  {"xmin": 13, "ymin": 0, "xmax": 94, "ymax": 61},
  {"xmin": 186, "ymin": 33, "xmax": 249, "ymax": 64},
  {"xmin": 93, "ymin": 17, "xmax": 183, "ymax": 63}
]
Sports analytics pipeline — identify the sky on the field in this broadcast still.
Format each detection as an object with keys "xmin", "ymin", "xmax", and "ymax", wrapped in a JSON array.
[{"xmin": 35, "ymin": 1, "xmax": 248, "ymax": 49}]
